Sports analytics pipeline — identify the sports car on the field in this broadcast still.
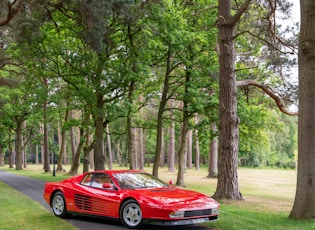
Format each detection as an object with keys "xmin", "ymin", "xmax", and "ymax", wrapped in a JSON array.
[{"xmin": 43, "ymin": 170, "xmax": 220, "ymax": 228}]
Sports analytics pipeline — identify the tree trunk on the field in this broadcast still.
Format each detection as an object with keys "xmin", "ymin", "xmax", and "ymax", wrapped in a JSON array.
[
  {"xmin": 186, "ymin": 130, "xmax": 193, "ymax": 169},
  {"xmin": 22, "ymin": 122, "xmax": 26, "ymax": 168},
  {"xmin": 15, "ymin": 124, "xmax": 23, "ymax": 170},
  {"xmin": 57, "ymin": 110, "xmax": 69, "ymax": 172},
  {"xmin": 289, "ymin": 0, "xmax": 315, "ymax": 219},
  {"xmin": 168, "ymin": 99, "xmax": 175, "ymax": 172},
  {"xmin": 153, "ymin": 45, "xmax": 172, "ymax": 177},
  {"xmin": 94, "ymin": 92, "xmax": 105, "ymax": 171},
  {"xmin": 208, "ymin": 123, "xmax": 218, "ymax": 178},
  {"xmin": 176, "ymin": 111, "xmax": 189, "ymax": 187},
  {"xmin": 35, "ymin": 145, "xmax": 39, "ymax": 164},
  {"xmin": 83, "ymin": 127, "xmax": 92, "ymax": 173},
  {"xmin": 134, "ymin": 128, "xmax": 139, "ymax": 169},
  {"xmin": 70, "ymin": 111, "xmax": 77, "ymax": 165},
  {"xmin": 194, "ymin": 117, "xmax": 200, "ymax": 170},
  {"xmin": 9, "ymin": 137, "xmax": 14, "ymax": 168},
  {"xmin": 42, "ymin": 77, "xmax": 51, "ymax": 173},
  {"xmin": 106, "ymin": 123, "xmax": 113, "ymax": 169},
  {"xmin": 159, "ymin": 128, "xmax": 165, "ymax": 168},
  {"xmin": 126, "ymin": 80, "xmax": 136, "ymax": 170},
  {"xmin": 213, "ymin": 0, "xmax": 243, "ymax": 200},
  {"xmin": 138, "ymin": 128, "xmax": 145, "ymax": 170},
  {"xmin": 176, "ymin": 71, "xmax": 191, "ymax": 187},
  {"xmin": 68, "ymin": 127, "xmax": 86, "ymax": 175}
]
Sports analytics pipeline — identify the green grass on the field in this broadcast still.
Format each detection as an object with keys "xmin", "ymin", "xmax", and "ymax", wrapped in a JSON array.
[
  {"xmin": 0, "ymin": 181, "xmax": 77, "ymax": 230},
  {"xmin": 2, "ymin": 165, "xmax": 315, "ymax": 229}
]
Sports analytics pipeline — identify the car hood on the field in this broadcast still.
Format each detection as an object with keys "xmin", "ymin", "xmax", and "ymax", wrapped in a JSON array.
[{"xmin": 135, "ymin": 187, "xmax": 217, "ymax": 208}]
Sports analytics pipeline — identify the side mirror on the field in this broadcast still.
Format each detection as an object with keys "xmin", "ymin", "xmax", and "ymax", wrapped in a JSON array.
[{"xmin": 169, "ymin": 180, "xmax": 175, "ymax": 187}]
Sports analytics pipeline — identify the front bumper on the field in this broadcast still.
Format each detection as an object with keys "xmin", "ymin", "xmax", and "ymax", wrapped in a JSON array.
[{"xmin": 143, "ymin": 215, "xmax": 218, "ymax": 226}]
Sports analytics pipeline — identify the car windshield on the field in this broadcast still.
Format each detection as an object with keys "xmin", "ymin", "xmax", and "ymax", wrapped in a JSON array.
[{"xmin": 112, "ymin": 172, "xmax": 168, "ymax": 190}]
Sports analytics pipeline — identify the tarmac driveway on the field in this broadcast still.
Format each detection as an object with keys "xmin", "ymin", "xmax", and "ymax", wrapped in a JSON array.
[{"xmin": 0, "ymin": 170, "xmax": 212, "ymax": 230}]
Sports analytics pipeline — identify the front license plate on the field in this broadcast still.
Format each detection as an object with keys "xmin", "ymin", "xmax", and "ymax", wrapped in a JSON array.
[{"xmin": 192, "ymin": 218, "xmax": 209, "ymax": 224}]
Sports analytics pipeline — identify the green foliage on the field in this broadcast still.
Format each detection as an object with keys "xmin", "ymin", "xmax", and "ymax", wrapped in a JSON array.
[{"xmin": 0, "ymin": 0, "xmax": 298, "ymax": 171}]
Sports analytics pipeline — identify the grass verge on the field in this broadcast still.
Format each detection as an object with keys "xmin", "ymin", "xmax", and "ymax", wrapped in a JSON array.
[
  {"xmin": 1, "ymin": 165, "xmax": 315, "ymax": 229},
  {"xmin": 0, "ymin": 180, "xmax": 77, "ymax": 230}
]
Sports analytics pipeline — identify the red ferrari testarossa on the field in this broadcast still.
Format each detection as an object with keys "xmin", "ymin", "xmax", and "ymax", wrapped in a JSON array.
[{"xmin": 43, "ymin": 170, "xmax": 220, "ymax": 228}]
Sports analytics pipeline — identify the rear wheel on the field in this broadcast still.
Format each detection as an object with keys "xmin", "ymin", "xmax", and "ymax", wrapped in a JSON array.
[
  {"xmin": 120, "ymin": 199, "xmax": 143, "ymax": 228},
  {"xmin": 51, "ymin": 191, "xmax": 68, "ymax": 218}
]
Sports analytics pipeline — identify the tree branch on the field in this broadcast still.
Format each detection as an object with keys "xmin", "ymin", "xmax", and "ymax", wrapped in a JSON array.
[
  {"xmin": 236, "ymin": 79, "xmax": 297, "ymax": 116},
  {"xmin": 0, "ymin": 0, "xmax": 23, "ymax": 26},
  {"xmin": 230, "ymin": 0, "xmax": 252, "ymax": 26}
]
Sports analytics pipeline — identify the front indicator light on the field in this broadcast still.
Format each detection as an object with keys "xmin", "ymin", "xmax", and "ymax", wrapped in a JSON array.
[
  {"xmin": 212, "ymin": 208, "xmax": 219, "ymax": 215},
  {"xmin": 169, "ymin": 211, "xmax": 185, "ymax": 218}
]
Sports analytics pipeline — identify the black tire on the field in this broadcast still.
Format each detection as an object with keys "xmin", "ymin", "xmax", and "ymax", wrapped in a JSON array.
[
  {"xmin": 120, "ymin": 199, "xmax": 143, "ymax": 229},
  {"xmin": 51, "ymin": 191, "xmax": 68, "ymax": 218}
]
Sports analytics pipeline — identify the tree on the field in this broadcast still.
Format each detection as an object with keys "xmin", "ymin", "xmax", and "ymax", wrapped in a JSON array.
[
  {"xmin": 214, "ymin": 0, "xmax": 297, "ymax": 200},
  {"xmin": 213, "ymin": 0, "xmax": 250, "ymax": 200},
  {"xmin": 289, "ymin": 0, "xmax": 315, "ymax": 220}
]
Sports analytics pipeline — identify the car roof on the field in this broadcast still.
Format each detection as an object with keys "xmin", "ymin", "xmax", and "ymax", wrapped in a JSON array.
[{"xmin": 86, "ymin": 169, "xmax": 144, "ymax": 175}]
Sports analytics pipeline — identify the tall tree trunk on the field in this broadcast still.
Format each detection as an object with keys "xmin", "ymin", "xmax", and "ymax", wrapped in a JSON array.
[
  {"xmin": 168, "ymin": 99, "xmax": 175, "ymax": 172},
  {"xmin": 15, "ymin": 123, "xmax": 23, "ymax": 170},
  {"xmin": 22, "ymin": 121, "xmax": 27, "ymax": 168},
  {"xmin": 153, "ymin": 45, "xmax": 172, "ymax": 177},
  {"xmin": 213, "ymin": 0, "xmax": 245, "ymax": 200},
  {"xmin": 176, "ymin": 111, "xmax": 189, "ymax": 187},
  {"xmin": 9, "ymin": 137, "xmax": 14, "ymax": 168},
  {"xmin": 159, "ymin": 128, "xmax": 165, "ymax": 168},
  {"xmin": 208, "ymin": 123, "xmax": 218, "ymax": 178},
  {"xmin": 43, "ymin": 77, "xmax": 51, "ymax": 173},
  {"xmin": 68, "ymin": 127, "xmax": 86, "ymax": 175},
  {"xmin": 194, "ymin": 115, "xmax": 200, "ymax": 170},
  {"xmin": 186, "ymin": 130, "xmax": 193, "ymax": 169},
  {"xmin": 134, "ymin": 128, "xmax": 139, "ymax": 169},
  {"xmin": 106, "ymin": 123, "xmax": 113, "ymax": 169},
  {"xmin": 138, "ymin": 95, "xmax": 145, "ymax": 170},
  {"xmin": 35, "ymin": 145, "xmax": 39, "ymax": 164},
  {"xmin": 176, "ymin": 71, "xmax": 191, "ymax": 186},
  {"xmin": 57, "ymin": 109, "xmax": 69, "ymax": 172},
  {"xmin": 289, "ymin": 0, "xmax": 315, "ymax": 219},
  {"xmin": 83, "ymin": 127, "xmax": 92, "ymax": 173},
  {"xmin": 138, "ymin": 128, "xmax": 144, "ymax": 170},
  {"xmin": 94, "ymin": 92, "xmax": 105, "ymax": 170},
  {"xmin": 127, "ymin": 81, "xmax": 136, "ymax": 170},
  {"xmin": 70, "ymin": 111, "xmax": 77, "ymax": 164}
]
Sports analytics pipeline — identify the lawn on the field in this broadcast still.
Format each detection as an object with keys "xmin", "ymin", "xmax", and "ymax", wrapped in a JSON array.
[
  {"xmin": 1, "ymin": 164, "xmax": 315, "ymax": 229},
  {"xmin": 0, "ymin": 180, "xmax": 77, "ymax": 230}
]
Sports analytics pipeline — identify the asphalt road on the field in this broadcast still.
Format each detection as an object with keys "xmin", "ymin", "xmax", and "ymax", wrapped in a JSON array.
[{"xmin": 0, "ymin": 170, "xmax": 212, "ymax": 230}]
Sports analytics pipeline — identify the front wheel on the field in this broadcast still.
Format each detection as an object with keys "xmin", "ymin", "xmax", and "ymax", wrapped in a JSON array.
[
  {"xmin": 51, "ymin": 191, "xmax": 68, "ymax": 218},
  {"xmin": 120, "ymin": 199, "xmax": 143, "ymax": 229}
]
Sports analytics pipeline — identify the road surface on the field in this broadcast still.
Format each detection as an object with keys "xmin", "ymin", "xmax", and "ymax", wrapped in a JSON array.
[{"xmin": 0, "ymin": 170, "xmax": 212, "ymax": 230}]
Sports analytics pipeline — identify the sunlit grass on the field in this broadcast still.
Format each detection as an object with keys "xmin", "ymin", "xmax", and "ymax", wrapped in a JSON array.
[{"xmin": 0, "ymin": 181, "xmax": 77, "ymax": 230}]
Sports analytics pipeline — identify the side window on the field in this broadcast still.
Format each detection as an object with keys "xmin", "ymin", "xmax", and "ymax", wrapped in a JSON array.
[
  {"xmin": 91, "ymin": 173, "xmax": 112, "ymax": 189},
  {"xmin": 81, "ymin": 173, "xmax": 93, "ymax": 186}
]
